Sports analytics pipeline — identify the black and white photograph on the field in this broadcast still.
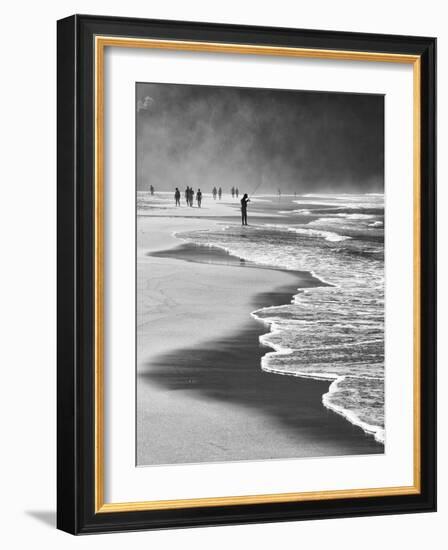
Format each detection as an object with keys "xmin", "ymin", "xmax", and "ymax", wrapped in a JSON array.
[
  {"xmin": 136, "ymin": 82, "xmax": 385, "ymax": 466},
  {"xmin": 0, "ymin": 0, "xmax": 441, "ymax": 543}
]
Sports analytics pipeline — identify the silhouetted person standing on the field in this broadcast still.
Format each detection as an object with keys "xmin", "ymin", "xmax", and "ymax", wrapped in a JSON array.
[
  {"xmin": 150, "ymin": 185, "xmax": 154, "ymax": 196},
  {"xmin": 212, "ymin": 187, "xmax": 217, "ymax": 200},
  {"xmin": 196, "ymin": 189, "xmax": 202, "ymax": 208},
  {"xmin": 189, "ymin": 187, "xmax": 194, "ymax": 207},
  {"xmin": 218, "ymin": 187, "xmax": 222, "ymax": 200},
  {"xmin": 241, "ymin": 194, "xmax": 250, "ymax": 226},
  {"xmin": 235, "ymin": 187, "xmax": 239, "ymax": 198},
  {"xmin": 174, "ymin": 187, "xmax": 181, "ymax": 206},
  {"xmin": 231, "ymin": 186, "xmax": 235, "ymax": 198},
  {"xmin": 185, "ymin": 186, "xmax": 189, "ymax": 205}
]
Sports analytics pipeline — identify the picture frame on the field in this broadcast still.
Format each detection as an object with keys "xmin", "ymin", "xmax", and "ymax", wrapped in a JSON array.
[{"xmin": 57, "ymin": 14, "xmax": 436, "ymax": 534}]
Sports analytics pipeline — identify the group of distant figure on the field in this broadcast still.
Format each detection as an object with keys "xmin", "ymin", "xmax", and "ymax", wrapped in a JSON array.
[
  {"xmin": 170, "ymin": 186, "xmax": 244, "ymax": 208},
  {"xmin": 174, "ymin": 186, "xmax": 203, "ymax": 207},
  {"xmin": 170, "ymin": 185, "xmax": 250, "ymax": 225},
  {"xmin": 147, "ymin": 183, "xmax": 291, "ymax": 226},
  {"xmin": 212, "ymin": 187, "xmax": 222, "ymax": 200}
]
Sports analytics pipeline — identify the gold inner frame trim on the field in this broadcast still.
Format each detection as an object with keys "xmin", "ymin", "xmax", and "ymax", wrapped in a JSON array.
[{"xmin": 94, "ymin": 35, "xmax": 422, "ymax": 514}]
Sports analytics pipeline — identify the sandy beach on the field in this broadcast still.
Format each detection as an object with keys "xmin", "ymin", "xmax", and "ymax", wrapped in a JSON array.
[{"xmin": 136, "ymin": 197, "xmax": 383, "ymax": 465}]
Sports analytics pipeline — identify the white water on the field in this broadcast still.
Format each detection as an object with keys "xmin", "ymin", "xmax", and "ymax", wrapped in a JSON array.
[{"xmin": 177, "ymin": 193, "xmax": 385, "ymax": 444}]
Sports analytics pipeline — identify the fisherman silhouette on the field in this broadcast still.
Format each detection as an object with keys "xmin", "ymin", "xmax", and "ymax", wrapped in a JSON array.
[
  {"xmin": 218, "ymin": 187, "xmax": 222, "ymax": 200},
  {"xmin": 235, "ymin": 187, "xmax": 239, "ymax": 198},
  {"xmin": 189, "ymin": 187, "xmax": 194, "ymax": 207},
  {"xmin": 212, "ymin": 187, "xmax": 217, "ymax": 200},
  {"xmin": 231, "ymin": 186, "xmax": 235, "ymax": 198},
  {"xmin": 185, "ymin": 186, "xmax": 190, "ymax": 205},
  {"xmin": 196, "ymin": 189, "xmax": 202, "ymax": 208},
  {"xmin": 241, "ymin": 193, "xmax": 250, "ymax": 226}
]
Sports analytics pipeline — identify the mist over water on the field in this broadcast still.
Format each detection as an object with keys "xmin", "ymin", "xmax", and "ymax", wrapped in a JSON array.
[{"xmin": 137, "ymin": 83, "xmax": 384, "ymax": 194}]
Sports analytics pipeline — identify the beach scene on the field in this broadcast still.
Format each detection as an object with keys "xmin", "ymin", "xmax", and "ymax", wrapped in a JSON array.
[{"xmin": 136, "ymin": 83, "xmax": 385, "ymax": 466}]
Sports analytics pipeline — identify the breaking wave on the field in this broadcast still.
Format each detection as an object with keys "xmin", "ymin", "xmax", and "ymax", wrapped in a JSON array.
[{"xmin": 176, "ymin": 193, "xmax": 385, "ymax": 444}]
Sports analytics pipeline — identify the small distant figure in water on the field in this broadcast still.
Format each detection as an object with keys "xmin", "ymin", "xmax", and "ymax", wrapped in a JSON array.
[
  {"xmin": 196, "ymin": 188, "xmax": 202, "ymax": 208},
  {"xmin": 231, "ymin": 186, "xmax": 235, "ymax": 198},
  {"xmin": 218, "ymin": 187, "xmax": 222, "ymax": 200},
  {"xmin": 235, "ymin": 187, "xmax": 239, "ymax": 198},
  {"xmin": 278, "ymin": 188, "xmax": 282, "ymax": 201},
  {"xmin": 294, "ymin": 191, "xmax": 297, "ymax": 197},
  {"xmin": 189, "ymin": 187, "xmax": 194, "ymax": 207},
  {"xmin": 174, "ymin": 187, "xmax": 181, "ymax": 206},
  {"xmin": 241, "ymin": 193, "xmax": 250, "ymax": 226},
  {"xmin": 212, "ymin": 187, "xmax": 217, "ymax": 200},
  {"xmin": 149, "ymin": 185, "xmax": 154, "ymax": 196},
  {"xmin": 185, "ymin": 186, "xmax": 190, "ymax": 205}
]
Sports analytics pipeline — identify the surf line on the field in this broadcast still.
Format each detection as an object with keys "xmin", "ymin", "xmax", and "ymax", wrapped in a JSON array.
[{"xmin": 250, "ymin": 309, "xmax": 384, "ymax": 445}]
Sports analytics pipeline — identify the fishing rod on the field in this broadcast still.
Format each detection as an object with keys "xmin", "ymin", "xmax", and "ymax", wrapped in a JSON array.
[{"xmin": 249, "ymin": 174, "xmax": 264, "ymax": 198}]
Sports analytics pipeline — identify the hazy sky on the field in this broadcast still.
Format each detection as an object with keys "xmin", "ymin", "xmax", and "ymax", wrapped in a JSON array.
[{"xmin": 136, "ymin": 82, "xmax": 384, "ymax": 193}]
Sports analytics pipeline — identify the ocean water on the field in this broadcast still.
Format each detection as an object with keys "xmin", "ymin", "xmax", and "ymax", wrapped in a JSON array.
[{"xmin": 177, "ymin": 193, "xmax": 385, "ymax": 444}]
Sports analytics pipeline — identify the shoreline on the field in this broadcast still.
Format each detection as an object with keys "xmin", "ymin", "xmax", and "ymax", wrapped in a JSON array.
[
  {"xmin": 148, "ymin": 241, "xmax": 326, "ymax": 284},
  {"xmin": 137, "ymin": 221, "xmax": 384, "ymax": 465},
  {"xmin": 137, "ymin": 214, "xmax": 317, "ymax": 364},
  {"xmin": 152, "ymin": 242, "xmax": 384, "ymax": 445},
  {"xmin": 138, "ymin": 272, "xmax": 383, "ymax": 466}
]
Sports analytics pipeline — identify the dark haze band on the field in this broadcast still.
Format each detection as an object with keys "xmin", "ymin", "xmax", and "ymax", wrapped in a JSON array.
[{"xmin": 136, "ymin": 82, "xmax": 384, "ymax": 194}]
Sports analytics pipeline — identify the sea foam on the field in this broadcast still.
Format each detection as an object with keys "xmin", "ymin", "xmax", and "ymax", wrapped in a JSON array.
[{"xmin": 175, "ymin": 193, "xmax": 385, "ymax": 445}]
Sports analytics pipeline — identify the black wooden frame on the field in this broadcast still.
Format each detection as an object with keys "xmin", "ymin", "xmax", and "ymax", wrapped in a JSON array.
[{"xmin": 57, "ymin": 14, "xmax": 436, "ymax": 535}]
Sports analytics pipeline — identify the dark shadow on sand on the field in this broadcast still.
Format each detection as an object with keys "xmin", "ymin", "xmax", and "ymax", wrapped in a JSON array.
[{"xmin": 139, "ymin": 273, "xmax": 384, "ymax": 461}]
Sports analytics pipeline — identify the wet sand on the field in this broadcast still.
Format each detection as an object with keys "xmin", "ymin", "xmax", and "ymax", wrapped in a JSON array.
[
  {"xmin": 137, "ymin": 220, "xmax": 384, "ymax": 465},
  {"xmin": 149, "ymin": 242, "xmax": 325, "ymax": 279}
]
